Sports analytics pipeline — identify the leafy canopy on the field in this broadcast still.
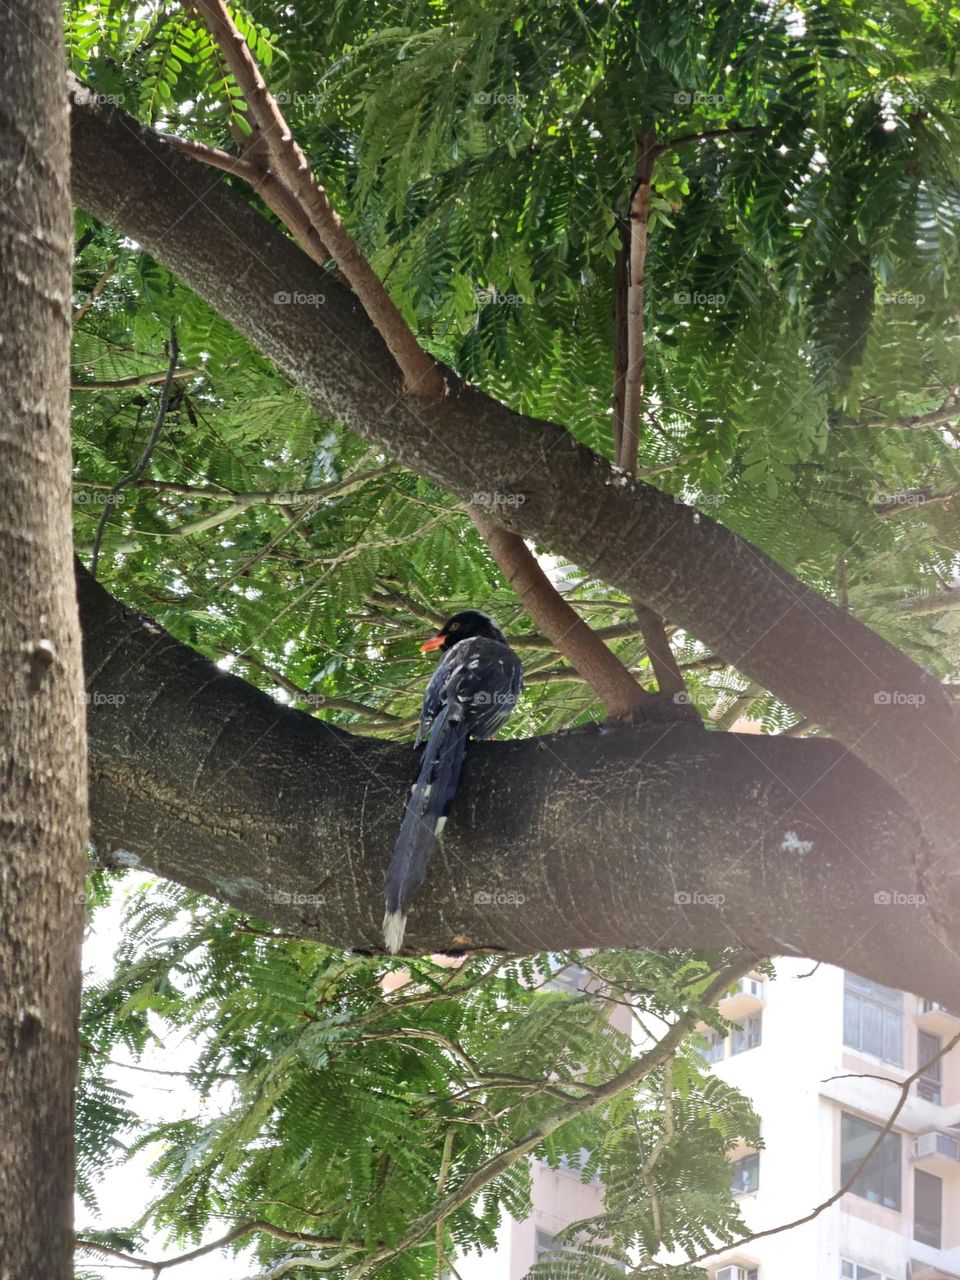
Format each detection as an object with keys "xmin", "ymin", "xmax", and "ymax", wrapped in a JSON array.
[{"xmin": 68, "ymin": 0, "xmax": 959, "ymax": 1274}]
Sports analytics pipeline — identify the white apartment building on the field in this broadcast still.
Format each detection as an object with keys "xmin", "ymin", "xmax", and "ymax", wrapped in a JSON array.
[
  {"xmin": 704, "ymin": 958, "xmax": 960, "ymax": 1280},
  {"xmin": 457, "ymin": 957, "xmax": 960, "ymax": 1280}
]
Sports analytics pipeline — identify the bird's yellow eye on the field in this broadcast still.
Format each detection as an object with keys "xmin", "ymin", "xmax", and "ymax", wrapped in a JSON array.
[{"xmin": 448, "ymin": 621, "xmax": 460, "ymax": 631}]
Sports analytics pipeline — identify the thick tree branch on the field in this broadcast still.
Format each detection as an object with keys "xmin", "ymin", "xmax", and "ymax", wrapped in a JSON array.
[
  {"xmin": 67, "ymin": 85, "xmax": 960, "ymax": 871},
  {"xmin": 76, "ymin": 563, "xmax": 960, "ymax": 1003}
]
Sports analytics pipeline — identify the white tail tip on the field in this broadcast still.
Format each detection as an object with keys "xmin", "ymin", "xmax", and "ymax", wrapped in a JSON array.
[{"xmin": 382, "ymin": 910, "xmax": 408, "ymax": 955}]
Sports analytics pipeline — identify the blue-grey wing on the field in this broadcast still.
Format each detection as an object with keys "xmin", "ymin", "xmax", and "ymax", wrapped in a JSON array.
[
  {"xmin": 416, "ymin": 650, "xmax": 457, "ymax": 745},
  {"xmin": 446, "ymin": 638, "xmax": 523, "ymax": 740}
]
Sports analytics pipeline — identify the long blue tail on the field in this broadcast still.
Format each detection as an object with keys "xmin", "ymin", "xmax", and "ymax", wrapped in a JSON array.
[{"xmin": 383, "ymin": 703, "xmax": 469, "ymax": 953}]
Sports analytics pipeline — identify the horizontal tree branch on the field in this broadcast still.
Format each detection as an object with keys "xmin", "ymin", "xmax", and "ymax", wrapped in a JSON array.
[
  {"xmin": 833, "ymin": 397, "xmax": 960, "ymax": 431},
  {"xmin": 77, "ymin": 563, "xmax": 960, "ymax": 1003},
  {"xmin": 71, "ymin": 366, "xmax": 201, "ymax": 391},
  {"xmin": 900, "ymin": 586, "xmax": 960, "ymax": 616}
]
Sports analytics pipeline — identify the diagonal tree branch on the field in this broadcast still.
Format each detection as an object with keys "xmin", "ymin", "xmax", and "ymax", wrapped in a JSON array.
[
  {"xmin": 468, "ymin": 507, "xmax": 662, "ymax": 719},
  {"xmin": 67, "ymin": 83, "xmax": 960, "ymax": 865},
  {"xmin": 182, "ymin": 9, "xmax": 652, "ymax": 724},
  {"xmin": 640, "ymin": 1021, "xmax": 960, "ymax": 1276}
]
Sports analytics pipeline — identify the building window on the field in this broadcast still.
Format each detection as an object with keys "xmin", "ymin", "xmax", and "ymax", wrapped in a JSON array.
[
  {"xmin": 546, "ymin": 955, "xmax": 589, "ymax": 994},
  {"xmin": 730, "ymin": 1014, "xmax": 762, "ymax": 1055},
  {"xmin": 843, "ymin": 972, "xmax": 902, "ymax": 1064},
  {"xmin": 701, "ymin": 1029, "xmax": 726, "ymax": 1064},
  {"xmin": 917, "ymin": 1030, "xmax": 942, "ymax": 1104},
  {"xmin": 715, "ymin": 1267, "xmax": 758, "ymax": 1280},
  {"xmin": 841, "ymin": 1261, "xmax": 896, "ymax": 1280},
  {"xmin": 840, "ymin": 1113, "xmax": 901, "ymax": 1210},
  {"xmin": 535, "ymin": 1230, "xmax": 569, "ymax": 1260},
  {"xmin": 731, "ymin": 1153, "xmax": 759, "ymax": 1196},
  {"xmin": 914, "ymin": 1168, "xmax": 942, "ymax": 1249}
]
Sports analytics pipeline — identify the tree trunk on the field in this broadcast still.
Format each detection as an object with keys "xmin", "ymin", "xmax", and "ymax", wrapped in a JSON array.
[{"xmin": 0, "ymin": 8, "xmax": 88, "ymax": 1277}]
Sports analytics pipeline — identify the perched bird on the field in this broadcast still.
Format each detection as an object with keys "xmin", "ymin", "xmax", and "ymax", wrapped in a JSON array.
[{"xmin": 383, "ymin": 610, "xmax": 523, "ymax": 953}]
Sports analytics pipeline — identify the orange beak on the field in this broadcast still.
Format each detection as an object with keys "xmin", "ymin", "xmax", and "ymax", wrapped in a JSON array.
[{"xmin": 420, "ymin": 633, "xmax": 445, "ymax": 653}]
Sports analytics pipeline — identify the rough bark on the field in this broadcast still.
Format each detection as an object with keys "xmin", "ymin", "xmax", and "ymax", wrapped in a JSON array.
[
  {"xmin": 0, "ymin": 10, "xmax": 88, "ymax": 1278},
  {"xmin": 79, "ymin": 564, "xmax": 958, "ymax": 1003},
  {"xmin": 66, "ymin": 85, "xmax": 960, "ymax": 876}
]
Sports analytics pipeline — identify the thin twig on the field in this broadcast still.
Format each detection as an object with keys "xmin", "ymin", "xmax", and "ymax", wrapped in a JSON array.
[
  {"xmin": 76, "ymin": 1219, "xmax": 357, "ymax": 1275},
  {"xmin": 72, "ymin": 366, "xmax": 200, "ymax": 391},
  {"xmin": 90, "ymin": 327, "xmax": 180, "ymax": 576},
  {"xmin": 73, "ymin": 256, "xmax": 117, "ymax": 324},
  {"xmin": 343, "ymin": 953, "xmax": 757, "ymax": 1280},
  {"xmin": 630, "ymin": 1022, "xmax": 960, "ymax": 1276}
]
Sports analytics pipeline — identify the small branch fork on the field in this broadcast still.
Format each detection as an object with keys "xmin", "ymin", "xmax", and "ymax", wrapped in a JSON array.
[
  {"xmin": 468, "ymin": 507, "xmax": 662, "ymax": 718},
  {"xmin": 184, "ymin": 0, "xmax": 445, "ymax": 402}
]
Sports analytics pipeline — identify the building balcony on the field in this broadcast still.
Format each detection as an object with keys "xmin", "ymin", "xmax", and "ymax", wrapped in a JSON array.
[
  {"xmin": 908, "ymin": 1242, "xmax": 960, "ymax": 1278},
  {"xmin": 912, "ymin": 1130, "xmax": 960, "ymax": 1175},
  {"xmin": 718, "ymin": 976, "xmax": 765, "ymax": 1021},
  {"xmin": 917, "ymin": 1001, "xmax": 960, "ymax": 1039}
]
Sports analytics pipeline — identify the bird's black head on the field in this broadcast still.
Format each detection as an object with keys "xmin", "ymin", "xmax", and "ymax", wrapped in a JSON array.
[{"xmin": 421, "ymin": 609, "xmax": 508, "ymax": 653}]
